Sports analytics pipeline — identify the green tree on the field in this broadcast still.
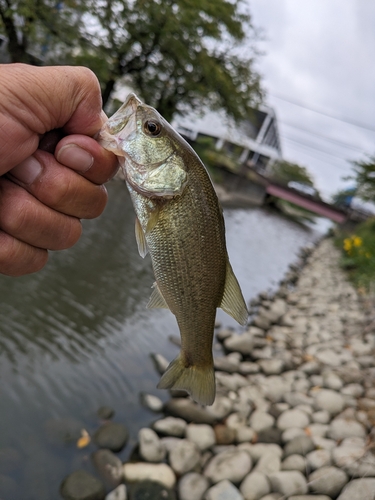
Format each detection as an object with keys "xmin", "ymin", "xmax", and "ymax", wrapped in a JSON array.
[
  {"xmin": 350, "ymin": 155, "xmax": 375, "ymax": 201},
  {"xmin": 0, "ymin": 0, "xmax": 263, "ymax": 121},
  {"xmin": 270, "ymin": 160, "xmax": 316, "ymax": 187}
]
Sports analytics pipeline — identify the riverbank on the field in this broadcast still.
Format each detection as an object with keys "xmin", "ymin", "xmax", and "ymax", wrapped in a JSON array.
[{"xmin": 60, "ymin": 237, "xmax": 375, "ymax": 500}]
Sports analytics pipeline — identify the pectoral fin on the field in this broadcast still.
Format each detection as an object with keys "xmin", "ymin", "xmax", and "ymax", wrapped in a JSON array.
[
  {"xmin": 220, "ymin": 262, "xmax": 248, "ymax": 326},
  {"xmin": 135, "ymin": 217, "xmax": 148, "ymax": 258},
  {"xmin": 147, "ymin": 282, "xmax": 169, "ymax": 309}
]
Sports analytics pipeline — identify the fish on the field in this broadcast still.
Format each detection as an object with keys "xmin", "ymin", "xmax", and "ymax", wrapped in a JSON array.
[{"xmin": 98, "ymin": 93, "xmax": 248, "ymax": 405}]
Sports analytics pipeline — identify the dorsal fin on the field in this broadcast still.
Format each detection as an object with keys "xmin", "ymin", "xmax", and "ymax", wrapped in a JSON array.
[
  {"xmin": 147, "ymin": 282, "xmax": 169, "ymax": 309},
  {"xmin": 220, "ymin": 262, "xmax": 248, "ymax": 325}
]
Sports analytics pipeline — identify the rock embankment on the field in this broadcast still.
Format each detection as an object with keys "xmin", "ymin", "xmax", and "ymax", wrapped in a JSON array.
[{"xmin": 61, "ymin": 238, "xmax": 375, "ymax": 500}]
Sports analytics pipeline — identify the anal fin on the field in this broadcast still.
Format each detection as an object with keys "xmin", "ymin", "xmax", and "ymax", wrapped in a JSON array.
[
  {"xmin": 147, "ymin": 282, "xmax": 169, "ymax": 309},
  {"xmin": 220, "ymin": 262, "xmax": 248, "ymax": 326}
]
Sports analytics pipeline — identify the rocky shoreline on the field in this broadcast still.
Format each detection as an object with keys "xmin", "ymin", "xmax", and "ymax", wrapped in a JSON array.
[{"xmin": 60, "ymin": 237, "xmax": 375, "ymax": 500}]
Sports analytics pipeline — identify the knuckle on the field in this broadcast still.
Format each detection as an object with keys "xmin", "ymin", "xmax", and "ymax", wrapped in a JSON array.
[{"xmin": 0, "ymin": 232, "xmax": 48, "ymax": 276}]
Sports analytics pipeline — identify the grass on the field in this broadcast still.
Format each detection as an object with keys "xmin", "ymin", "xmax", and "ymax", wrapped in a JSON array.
[{"xmin": 335, "ymin": 217, "xmax": 375, "ymax": 291}]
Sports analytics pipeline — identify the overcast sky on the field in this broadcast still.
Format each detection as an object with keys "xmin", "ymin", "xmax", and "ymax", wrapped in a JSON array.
[{"xmin": 248, "ymin": 0, "xmax": 375, "ymax": 199}]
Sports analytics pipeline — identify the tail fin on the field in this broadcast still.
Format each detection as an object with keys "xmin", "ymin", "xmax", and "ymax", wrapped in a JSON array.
[{"xmin": 157, "ymin": 353, "xmax": 215, "ymax": 406}]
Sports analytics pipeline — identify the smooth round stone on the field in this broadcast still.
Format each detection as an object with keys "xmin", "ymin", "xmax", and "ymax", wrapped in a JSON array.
[
  {"xmin": 140, "ymin": 393, "xmax": 163, "ymax": 412},
  {"xmin": 328, "ymin": 418, "xmax": 366, "ymax": 440},
  {"xmin": 205, "ymin": 479, "xmax": 244, "ymax": 500},
  {"xmin": 258, "ymin": 359, "xmax": 285, "ymax": 375},
  {"xmin": 177, "ymin": 472, "xmax": 209, "ymax": 500},
  {"xmin": 214, "ymin": 356, "xmax": 240, "ymax": 373},
  {"xmin": 311, "ymin": 411, "xmax": 330, "ymax": 424},
  {"xmin": 281, "ymin": 454, "xmax": 306, "ymax": 473},
  {"xmin": 256, "ymin": 427, "xmax": 282, "ymax": 445},
  {"xmin": 283, "ymin": 435, "xmax": 315, "ymax": 457},
  {"xmin": 164, "ymin": 399, "xmax": 216, "ymax": 424},
  {"xmin": 249, "ymin": 411, "xmax": 275, "ymax": 433},
  {"xmin": 236, "ymin": 426, "xmax": 256, "ymax": 443},
  {"xmin": 204, "ymin": 448, "xmax": 252, "ymax": 484},
  {"xmin": 105, "ymin": 484, "xmax": 126, "ymax": 500},
  {"xmin": 254, "ymin": 452, "xmax": 281, "ymax": 475},
  {"xmin": 160, "ymin": 437, "xmax": 181, "ymax": 452},
  {"xmin": 206, "ymin": 396, "xmax": 233, "ymax": 421},
  {"xmin": 123, "ymin": 463, "xmax": 176, "ymax": 489},
  {"xmin": 322, "ymin": 372, "xmax": 343, "ymax": 390},
  {"xmin": 308, "ymin": 466, "xmax": 348, "ymax": 497},
  {"xmin": 60, "ymin": 470, "xmax": 105, "ymax": 500},
  {"xmin": 239, "ymin": 443, "xmax": 283, "ymax": 462},
  {"xmin": 239, "ymin": 362, "xmax": 260, "ymax": 375},
  {"xmin": 185, "ymin": 424, "xmax": 216, "ymax": 451},
  {"xmin": 240, "ymin": 471, "xmax": 270, "ymax": 500},
  {"xmin": 288, "ymin": 496, "xmax": 331, "ymax": 500},
  {"xmin": 169, "ymin": 439, "xmax": 200, "ymax": 475},
  {"xmin": 307, "ymin": 424, "xmax": 329, "ymax": 438},
  {"xmin": 314, "ymin": 389, "xmax": 345, "ymax": 415},
  {"xmin": 277, "ymin": 409, "xmax": 310, "ymax": 430},
  {"xmin": 224, "ymin": 333, "xmax": 255, "ymax": 355},
  {"xmin": 92, "ymin": 449, "xmax": 123, "ymax": 487},
  {"xmin": 150, "ymin": 353, "xmax": 169, "ymax": 374},
  {"xmin": 93, "ymin": 423, "xmax": 128, "ymax": 452},
  {"xmin": 214, "ymin": 424, "xmax": 236, "ymax": 445},
  {"xmin": 130, "ymin": 480, "xmax": 176, "ymax": 500},
  {"xmin": 337, "ymin": 478, "xmax": 375, "ymax": 500},
  {"xmin": 268, "ymin": 471, "xmax": 308, "ymax": 496},
  {"xmin": 305, "ymin": 449, "xmax": 331, "ymax": 470},
  {"xmin": 139, "ymin": 428, "xmax": 166, "ymax": 462},
  {"xmin": 282, "ymin": 427, "xmax": 305, "ymax": 443},
  {"xmin": 153, "ymin": 417, "xmax": 187, "ymax": 437}
]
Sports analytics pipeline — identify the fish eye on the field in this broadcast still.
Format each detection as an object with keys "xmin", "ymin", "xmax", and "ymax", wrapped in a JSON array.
[{"xmin": 144, "ymin": 120, "xmax": 162, "ymax": 136}]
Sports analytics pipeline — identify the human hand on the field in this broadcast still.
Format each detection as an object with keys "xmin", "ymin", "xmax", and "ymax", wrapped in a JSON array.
[{"xmin": 0, "ymin": 64, "xmax": 119, "ymax": 277}]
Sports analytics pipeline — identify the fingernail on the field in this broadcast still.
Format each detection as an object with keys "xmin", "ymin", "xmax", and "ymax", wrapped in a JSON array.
[
  {"xmin": 10, "ymin": 156, "xmax": 42, "ymax": 185},
  {"xmin": 57, "ymin": 145, "xmax": 94, "ymax": 172}
]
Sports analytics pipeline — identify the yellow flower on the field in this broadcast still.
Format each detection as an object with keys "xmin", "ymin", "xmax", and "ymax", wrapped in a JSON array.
[
  {"xmin": 352, "ymin": 236, "xmax": 362, "ymax": 247},
  {"xmin": 343, "ymin": 238, "xmax": 352, "ymax": 252}
]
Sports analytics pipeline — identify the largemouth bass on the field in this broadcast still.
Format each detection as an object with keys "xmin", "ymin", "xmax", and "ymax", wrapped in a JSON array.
[{"xmin": 99, "ymin": 94, "xmax": 248, "ymax": 405}]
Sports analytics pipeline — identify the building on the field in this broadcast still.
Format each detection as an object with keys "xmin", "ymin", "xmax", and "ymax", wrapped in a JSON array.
[{"xmin": 171, "ymin": 105, "xmax": 282, "ymax": 174}]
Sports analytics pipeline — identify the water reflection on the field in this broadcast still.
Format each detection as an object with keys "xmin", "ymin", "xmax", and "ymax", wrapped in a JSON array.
[{"xmin": 0, "ymin": 181, "xmax": 327, "ymax": 499}]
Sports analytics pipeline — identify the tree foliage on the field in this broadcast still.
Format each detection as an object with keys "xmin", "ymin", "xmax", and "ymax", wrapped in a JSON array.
[
  {"xmin": 270, "ymin": 160, "xmax": 315, "ymax": 187},
  {"xmin": 349, "ymin": 155, "xmax": 375, "ymax": 201},
  {"xmin": 0, "ymin": 0, "xmax": 263, "ymax": 121}
]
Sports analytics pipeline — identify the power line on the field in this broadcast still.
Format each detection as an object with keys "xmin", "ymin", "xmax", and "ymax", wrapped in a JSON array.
[
  {"xmin": 280, "ymin": 121, "xmax": 366, "ymax": 153},
  {"xmin": 270, "ymin": 93, "xmax": 375, "ymax": 133},
  {"xmin": 281, "ymin": 135, "xmax": 354, "ymax": 161}
]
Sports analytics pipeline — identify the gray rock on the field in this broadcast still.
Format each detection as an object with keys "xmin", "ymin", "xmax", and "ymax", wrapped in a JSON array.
[
  {"xmin": 305, "ymin": 449, "xmax": 331, "ymax": 470},
  {"xmin": 312, "ymin": 436, "xmax": 336, "ymax": 451},
  {"xmin": 239, "ymin": 362, "xmax": 260, "ymax": 375},
  {"xmin": 277, "ymin": 409, "xmax": 310, "ymax": 430},
  {"xmin": 178, "ymin": 472, "xmax": 209, "ymax": 500},
  {"xmin": 60, "ymin": 470, "xmax": 106, "ymax": 500},
  {"xmin": 281, "ymin": 454, "xmax": 306, "ymax": 472},
  {"xmin": 239, "ymin": 443, "xmax": 283, "ymax": 462},
  {"xmin": 307, "ymin": 423, "xmax": 329, "ymax": 438},
  {"xmin": 288, "ymin": 497, "xmax": 331, "ymax": 500},
  {"xmin": 224, "ymin": 333, "xmax": 255, "ymax": 355},
  {"xmin": 337, "ymin": 478, "xmax": 375, "ymax": 500},
  {"xmin": 282, "ymin": 427, "xmax": 306, "ymax": 443},
  {"xmin": 322, "ymin": 372, "xmax": 343, "ymax": 390},
  {"xmin": 105, "ymin": 485, "xmax": 127, "ymax": 500},
  {"xmin": 256, "ymin": 427, "xmax": 282, "ymax": 445},
  {"xmin": 206, "ymin": 396, "xmax": 233, "ymax": 420},
  {"xmin": 140, "ymin": 393, "xmax": 163, "ymax": 412},
  {"xmin": 240, "ymin": 471, "xmax": 270, "ymax": 500},
  {"xmin": 258, "ymin": 359, "xmax": 285, "ymax": 375},
  {"xmin": 284, "ymin": 435, "xmax": 315, "ymax": 457},
  {"xmin": 214, "ymin": 424, "xmax": 236, "ymax": 445},
  {"xmin": 150, "ymin": 353, "xmax": 169, "ymax": 374},
  {"xmin": 258, "ymin": 494, "xmax": 283, "ymax": 500},
  {"xmin": 311, "ymin": 411, "xmax": 330, "ymax": 424},
  {"xmin": 93, "ymin": 423, "xmax": 128, "ymax": 452},
  {"xmin": 123, "ymin": 463, "xmax": 176, "ymax": 488},
  {"xmin": 216, "ymin": 329, "xmax": 234, "ymax": 341},
  {"xmin": 204, "ymin": 448, "xmax": 252, "ymax": 484},
  {"xmin": 129, "ymin": 480, "xmax": 176, "ymax": 500},
  {"xmin": 139, "ymin": 428, "xmax": 166, "ymax": 462},
  {"xmin": 236, "ymin": 426, "xmax": 256, "ymax": 443},
  {"xmin": 341, "ymin": 383, "xmax": 365, "ymax": 397},
  {"xmin": 254, "ymin": 452, "xmax": 281, "ymax": 475},
  {"xmin": 308, "ymin": 466, "xmax": 348, "ymax": 497},
  {"xmin": 214, "ymin": 356, "xmax": 240, "ymax": 373},
  {"xmin": 205, "ymin": 479, "xmax": 244, "ymax": 500},
  {"xmin": 186, "ymin": 424, "xmax": 216, "ymax": 451},
  {"xmin": 328, "ymin": 418, "xmax": 366, "ymax": 440},
  {"xmin": 216, "ymin": 372, "xmax": 248, "ymax": 391},
  {"xmin": 333, "ymin": 445, "xmax": 375, "ymax": 477},
  {"xmin": 165, "ymin": 399, "xmax": 216, "ymax": 424},
  {"xmin": 314, "ymin": 389, "xmax": 345, "ymax": 415},
  {"xmin": 268, "ymin": 471, "xmax": 308, "ymax": 496},
  {"xmin": 160, "ymin": 437, "xmax": 182, "ymax": 452},
  {"xmin": 153, "ymin": 417, "xmax": 187, "ymax": 437},
  {"xmin": 97, "ymin": 406, "xmax": 115, "ymax": 420},
  {"xmin": 169, "ymin": 439, "xmax": 201, "ymax": 475},
  {"xmin": 92, "ymin": 449, "xmax": 123, "ymax": 487},
  {"xmin": 284, "ymin": 392, "xmax": 314, "ymax": 407},
  {"xmin": 249, "ymin": 411, "xmax": 275, "ymax": 433}
]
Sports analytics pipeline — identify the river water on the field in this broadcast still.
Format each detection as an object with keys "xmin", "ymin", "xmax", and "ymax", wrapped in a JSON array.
[{"xmin": 0, "ymin": 181, "xmax": 330, "ymax": 499}]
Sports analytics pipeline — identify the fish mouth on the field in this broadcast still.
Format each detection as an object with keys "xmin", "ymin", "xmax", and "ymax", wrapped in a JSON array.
[{"xmin": 97, "ymin": 93, "xmax": 142, "ymax": 152}]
